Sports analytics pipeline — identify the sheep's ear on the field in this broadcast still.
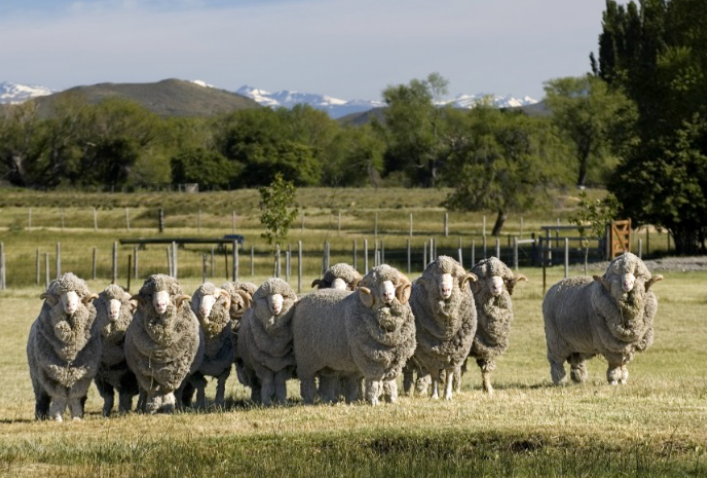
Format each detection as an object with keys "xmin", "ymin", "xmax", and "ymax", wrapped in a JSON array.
[
  {"xmin": 358, "ymin": 287, "xmax": 374, "ymax": 308},
  {"xmin": 506, "ymin": 274, "xmax": 528, "ymax": 296},
  {"xmin": 460, "ymin": 273, "xmax": 477, "ymax": 289},
  {"xmin": 396, "ymin": 282, "xmax": 412, "ymax": 304},
  {"xmin": 311, "ymin": 279, "xmax": 324, "ymax": 289},
  {"xmin": 646, "ymin": 274, "xmax": 663, "ymax": 291},
  {"xmin": 130, "ymin": 294, "xmax": 145, "ymax": 307},
  {"xmin": 129, "ymin": 299, "xmax": 138, "ymax": 314},
  {"xmin": 593, "ymin": 275, "xmax": 611, "ymax": 293},
  {"xmin": 232, "ymin": 290, "xmax": 252, "ymax": 316},
  {"xmin": 40, "ymin": 292, "xmax": 58, "ymax": 306},
  {"xmin": 349, "ymin": 277, "xmax": 362, "ymax": 291},
  {"xmin": 83, "ymin": 293, "xmax": 99, "ymax": 304}
]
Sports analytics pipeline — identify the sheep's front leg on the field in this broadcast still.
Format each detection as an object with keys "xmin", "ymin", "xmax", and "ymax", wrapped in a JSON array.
[
  {"xmin": 365, "ymin": 378, "xmax": 382, "ymax": 406},
  {"xmin": 49, "ymin": 398, "xmax": 67, "ymax": 422},
  {"xmin": 118, "ymin": 390, "xmax": 134, "ymax": 414},
  {"xmin": 274, "ymin": 369, "xmax": 290, "ymax": 405},
  {"xmin": 383, "ymin": 379, "xmax": 398, "ymax": 403},
  {"xmin": 96, "ymin": 381, "xmax": 115, "ymax": 416},
  {"xmin": 548, "ymin": 354, "xmax": 567, "ymax": 385},
  {"xmin": 260, "ymin": 370, "xmax": 275, "ymax": 406},
  {"xmin": 215, "ymin": 371, "xmax": 229, "ymax": 407},
  {"xmin": 606, "ymin": 363, "xmax": 623, "ymax": 385},
  {"xmin": 620, "ymin": 365, "xmax": 629, "ymax": 385},
  {"xmin": 300, "ymin": 375, "xmax": 317, "ymax": 404},
  {"xmin": 69, "ymin": 397, "xmax": 84, "ymax": 421},
  {"xmin": 444, "ymin": 368, "xmax": 454, "ymax": 400}
]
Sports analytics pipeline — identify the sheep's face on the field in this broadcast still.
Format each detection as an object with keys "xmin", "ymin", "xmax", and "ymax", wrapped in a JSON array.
[
  {"xmin": 153, "ymin": 290, "xmax": 170, "ymax": 315},
  {"xmin": 488, "ymin": 276, "xmax": 505, "ymax": 297},
  {"xmin": 380, "ymin": 280, "xmax": 396, "ymax": 305},
  {"xmin": 332, "ymin": 277, "xmax": 347, "ymax": 290},
  {"xmin": 196, "ymin": 293, "xmax": 217, "ymax": 320},
  {"xmin": 268, "ymin": 293, "xmax": 284, "ymax": 316},
  {"xmin": 438, "ymin": 273, "xmax": 454, "ymax": 300},
  {"xmin": 621, "ymin": 272, "xmax": 636, "ymax": 293},
  {"xmin": 109, "ymin": 298, "xmax": 122, "ymax": 321},
  {"xmin": 61, "ymin": 290, "xmax": 80, "ymax": 316}
]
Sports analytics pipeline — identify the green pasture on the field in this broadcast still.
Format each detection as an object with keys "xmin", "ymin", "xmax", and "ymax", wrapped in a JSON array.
[{"xmin": 0, "ymin": 189, "xmax": 701, "ymax": 477}]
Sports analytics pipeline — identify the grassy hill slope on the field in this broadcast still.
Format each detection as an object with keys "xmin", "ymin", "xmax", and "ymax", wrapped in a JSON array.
[{"xmin": 33, "ymin": 78, "xmax": 261, "ymax": 117}]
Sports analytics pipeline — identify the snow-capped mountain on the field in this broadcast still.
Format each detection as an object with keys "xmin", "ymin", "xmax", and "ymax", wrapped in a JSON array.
[
  {"xmin": 445, "ymin": 93, "xmax": 538, "ymax": 109},
  {"xmin": 0, "ymin": 81, "xmax": 53, "ymax": 104},
  {"xmin": 236, "ymin": 85, "xmax": 384, "ymax": 119},
  {"xmin": 237, "ymin": 85, "xmax": 537, "ymax": 119}
]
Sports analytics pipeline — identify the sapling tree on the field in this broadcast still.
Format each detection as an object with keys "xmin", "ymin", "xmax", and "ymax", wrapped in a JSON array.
[{"xmin": 258, "ymin": 173, "xmax": 299, "ymax": 246}]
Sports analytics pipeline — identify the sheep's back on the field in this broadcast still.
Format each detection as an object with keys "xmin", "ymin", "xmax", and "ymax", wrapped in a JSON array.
[{"xmin": 292, "ymin": 289, "xmax": 357, "ymax": 377}]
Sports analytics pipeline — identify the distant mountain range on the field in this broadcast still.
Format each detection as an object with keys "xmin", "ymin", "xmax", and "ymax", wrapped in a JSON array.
[
  {"xmin": 0, "ymin": 80, "xmax": 540, "ymax": 119},
  {"xmin": 235, "ymin": 85, "xmax": 539, "ymax": 119}
]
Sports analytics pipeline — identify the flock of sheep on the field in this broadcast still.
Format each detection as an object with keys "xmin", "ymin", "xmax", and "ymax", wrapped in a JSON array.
[{"xmin": 26, "ymin": 252, "xmax": 662, "ymax": 421}]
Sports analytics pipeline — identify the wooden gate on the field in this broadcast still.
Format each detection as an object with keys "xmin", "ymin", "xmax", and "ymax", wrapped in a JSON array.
[{"xmin": 608, "ymin": 219, "xmax": 632, "ymax": 258}]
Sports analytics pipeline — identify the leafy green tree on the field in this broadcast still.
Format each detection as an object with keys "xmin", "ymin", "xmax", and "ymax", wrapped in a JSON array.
[
  {"xmin": 321, "ymin": 124, "xmax": 385, "ymax": 187},
  {"xmin": 214, "ymin": 108, "xmax": 322, "ymax": 187},
  {"xmin": 443, "ymin": 106, "xmax": 572, "ymax": 235},
  {"xmin": 594, "ymin": 0, "xmax": 707, "ymax": 253},
  {"xmin": 544, "ymin": 75, "xmax": 637, "ymax": 187},
  {"xmin": 382, "ymin": 72, "xmax": 453, "ymax": 187},
  {"xmin": 0, "ymin": 101, "xmax": 42, "ymax": 186},
  {"xmin": 171, "ymin": 148, "xmax": 242, "ymax": 189},
  {"xmin": 258, "ymin": 173, "xmax": 299, "ymax": 246}
]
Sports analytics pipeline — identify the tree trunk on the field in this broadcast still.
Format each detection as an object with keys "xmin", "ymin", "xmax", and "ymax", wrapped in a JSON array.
[{"xmin": 491, "ymin": 210, "xmax": 507, "ymax": 237}]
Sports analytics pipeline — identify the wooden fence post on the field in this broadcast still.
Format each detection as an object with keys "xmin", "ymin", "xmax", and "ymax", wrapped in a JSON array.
[
  {"xmin": 56, "ymin": 242, "xmax": 61, "ymax": 279},
  {"xmin": 92, "ymin": 248, "xmax": 97, "ymax": 280},
  {"xmin": 232, "ymin": 241, "xmax": 239, "ymax": 281},
  {"xmin": 297, "ymin": 241, "xmax": 303, "ymax": 294},
  {"xmin": 0, "ymin": 243, "xmax": 5, "ymax": 291},
  {"xmin": 112, "ymin": 242, "xmax": 118, "ymax": 284},
  {"xmin": 45, "ymin": 252, "xmax": 50, "ymax": 288},
  {"xmin": 364, "ymin": 239, "xmax": 369, "ymax": 274},
  {"xmin": 36, "ymin": 249, "xmax": 41, "ymax": 285},
  {"xmin": 407, "ymin": 239, "xmax": 411, "ymax": 275},
  {"xmin": 125, "ymin": 207, "xmax": 131, "ymax": 231}
]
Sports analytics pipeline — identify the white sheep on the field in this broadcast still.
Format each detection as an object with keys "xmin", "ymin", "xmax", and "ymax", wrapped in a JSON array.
[
  {"xmin": 466, "ymin": 257, "xmax": 527, "ymax": 394},
  {"xmin": 405, "ymin": 256, "xmax": 478, "ymax": 400},
  {"xmin": 293, "ymin": 264, "xmax": 416, "ymax": 406},
  {"xmin": 93, "ymin": 284, "xmax": 139, "ymax": 416},
  {"xmin": 124, "ymin": 274, "xmax": 204, "ymax": 413},
  {"xmin": 311, "ymin": 262, "xmax": 363, "ymax": 291},
  {"xmin": 221, "ymin": 281, "xmax": 257, "ymax": 396},
  {"xmin": 543, "ymin": 252, "xmax": 662, "ymax": 385},
  {"xmin": 236, "ymin": 278, "xmax": 298, "ymax": 405},
  {"xmin": 311, "ymin": 263, "xmax": 365, "ymax": 403},
  {"xmin": 26, "ymin": 272, "xmax": 100, "ymax": 421},
  {"xmin": 184, "ymin": 282, "xmax": 234, "ymax": 408}
]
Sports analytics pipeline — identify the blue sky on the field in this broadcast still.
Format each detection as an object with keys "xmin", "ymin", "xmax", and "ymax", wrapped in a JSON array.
[{"xmin": 0, "ymin": 0, "xmax": 620, "ymax": 101}]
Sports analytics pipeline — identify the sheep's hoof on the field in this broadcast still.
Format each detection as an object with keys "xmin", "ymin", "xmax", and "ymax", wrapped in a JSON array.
[
  {"xmin": 608, "ymin": 381, "xmax": 618, "ymax": 386},
  {"xmin": 72, "ymin": 416, "xmax": 82, "ymax": 422},
  {"xmin": 53, "ymin": 415, "xmax": 63, "ymax": 423}
]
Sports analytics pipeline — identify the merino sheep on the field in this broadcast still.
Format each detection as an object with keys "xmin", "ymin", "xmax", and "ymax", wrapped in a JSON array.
[
  {"xmin": 311, "ymin": 263, "xmax": 363, "ymax": 291},
  {"xmin": 543, "ymin": 252, "xmax": 662, "ymax": 385},
  {"xmin": 466, "ymin": 257, "xmax": 527, "ymax": 394},
  {"xmin": 293, "ymin": 264, "xmax": 416, "ymax": 406},
  {"xmin": 27, "ymin": 272, "xmax": 100, "ymax": 421},
  {"xmin": 405, "ymin": 256, "xmax": 478, "ymax": 400},
  {"xmin": 93, "ymin": 284, "xmax": 139, "ymax": 416},
  {"xmin": 236, "ymin": 278, "xmax": 298, "ymax": 405},
  {"xmin": 311, "ymin": 263, "xmax": 365, "ymax": 403},
  {"xmin": 185, "ymin": 282, "xmax": 235, "ymax": 408},
  {"xmin": 124, "ymin": 274, "xmax": 204, "ymax": 413}
]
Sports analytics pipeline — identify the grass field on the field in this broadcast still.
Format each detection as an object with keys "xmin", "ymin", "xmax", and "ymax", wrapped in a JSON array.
[{"xmin": 0, "ymin": 188, "xmax": 702, "ymax": 477}]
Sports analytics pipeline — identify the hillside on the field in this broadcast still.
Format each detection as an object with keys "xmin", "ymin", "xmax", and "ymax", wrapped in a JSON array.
[{"xmin": 32, "ymin": 78, "xmax": 261, "ymax": 117}]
